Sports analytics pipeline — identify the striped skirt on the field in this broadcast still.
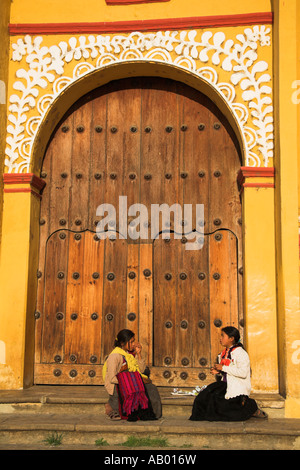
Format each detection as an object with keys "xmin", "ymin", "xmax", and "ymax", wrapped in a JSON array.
[{"xmin": 117, "ymin": 370, "xmax": 149, "ymax": 417}]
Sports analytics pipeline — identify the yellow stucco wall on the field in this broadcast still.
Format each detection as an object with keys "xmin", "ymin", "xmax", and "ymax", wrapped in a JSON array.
[
  {"xmin": 0, "ymin": 0, "xmax": 299, "ymax": 417},
  {"xmin": 10, "ymin": 0, "xmax": 272, "ymax": 23}
]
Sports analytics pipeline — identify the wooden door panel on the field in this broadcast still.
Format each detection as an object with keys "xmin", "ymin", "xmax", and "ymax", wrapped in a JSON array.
[
  {"xmin": 35, "ymin": 232, "xmax": 128, "ymax": 383},
  {"xmin": 138, "ymin": 243, "xmax": 153, "ymax": 365},
  {"xmin": 153, "ymin": 230, "xmax": 239, "ymax": 387},
  {"xmin": 64, "ymin": 231, "xmax": 85, "ymax": 364},
  {"xmin": 209, "ymin": 231, "xmax": 238, "ymax": 364},
  {"xmin": 153, "ymin": 238, "xmax": 177, "ymax": 367},
  {"xmin": 105, "ymin": 82, "xmax": 141, "ymax": 224},
  {"xmin": 41, "ymin": 231, "xmax": 68, "ymax": 364},
  {"xmin": 118, "ymin": 82, "xmax": 141, "ymax": 213},
  {"xmin": 48, "ymin": 114, "xmax": 73, "ymax": 234},
  {"xmin": 70, "ymin": 100, "xmax": 92, "ymax": 231},
  {"xmin": 206, "ymin": 114, "xmax": 241, "ymax": 235},
  {"xmin": 35, "ymin": 237, "xmax": 152, "ymax": 384},
  {"xmin": 190, "ymin": 234, "xmax": 210, "ymax": 370},
  {"xmin": 89, "ymin": 92, "xmax": 107, "ymax": 229},
  {"xmin": 64, "ymin": 231, "xmax": 104, "ymax": 365},
  {"xmin": 178, "ymin": 84, "xmax": 211, "ymax": 227},
  {"xmin": 176, "ymin": 239, "xmax": 194, "ymax": 369},
  {"xmin": 140, "ymin": 80, "xmax": 180, "ymax": 236},
  {"xmin": 101, "ymin": 237, "xmax": 128, "ymax": 359},
  {"xmin": 126, "ymin": 243, "xmax": 139, "ymax": 332}
]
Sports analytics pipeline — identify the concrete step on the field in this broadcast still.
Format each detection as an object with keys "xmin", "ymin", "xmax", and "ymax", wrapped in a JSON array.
[{"xmin": 0, "ymin": 385, "xmax": 285, "ymax": 418}]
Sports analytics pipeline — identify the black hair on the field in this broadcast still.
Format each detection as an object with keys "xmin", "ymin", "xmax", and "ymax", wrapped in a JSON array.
[
  {"xmin": 221, "ymin": 326, "xmax": 244, "ymax": 348},
  {"xmin": 114, "ymin": 329, "xmax": 135, "ymax": 348}
]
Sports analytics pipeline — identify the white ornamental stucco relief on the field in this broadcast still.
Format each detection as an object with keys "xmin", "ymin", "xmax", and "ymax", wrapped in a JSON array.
[{"xmin": 6, "ymin": 26, "xmax": 273, "ymax": 173}]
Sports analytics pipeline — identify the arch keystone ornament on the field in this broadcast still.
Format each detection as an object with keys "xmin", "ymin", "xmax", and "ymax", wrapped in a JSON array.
[{"xmin": 6, "ymin": 25, "xmax": 273, "ymax": 173}]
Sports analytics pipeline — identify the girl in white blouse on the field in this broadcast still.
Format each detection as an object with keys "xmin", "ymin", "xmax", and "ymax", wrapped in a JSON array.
[{"xmin": 190, "ymin": 326, "xmax": 267, "ymax": 421}]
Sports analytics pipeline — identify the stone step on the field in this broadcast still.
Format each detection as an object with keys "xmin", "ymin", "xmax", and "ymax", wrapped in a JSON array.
[
  {"xmin": 0, "ymin": 386, "xmax": 285, "ymax": 418},
  {"xmin": 0, "ymin": 413, "xmax": 299, "ymax": 451},
  {"xmin": 0, "ymin": 386, "xmax": 296, "ymax": 451}
]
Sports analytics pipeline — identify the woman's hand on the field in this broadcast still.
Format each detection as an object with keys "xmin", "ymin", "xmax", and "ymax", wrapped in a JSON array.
[
  {"xmin": 210, "ymin": 364, "xmax": 223, "ymax": 375},
  {"xmin": 142, "ymin": 376, "xmax": 151, "ymax": 384},
  {"xmin": 119, "ymin": 363, "xmax": 128, "ymax": 373},
  {"xmin": 134, "ymin": 342, "xmax": 142, "ymax": 357}
]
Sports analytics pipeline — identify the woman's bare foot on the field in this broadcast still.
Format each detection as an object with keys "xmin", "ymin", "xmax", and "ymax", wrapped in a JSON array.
[{"xmin": 105, "ymin": 403, "xmax": 113, "ymax": 415}]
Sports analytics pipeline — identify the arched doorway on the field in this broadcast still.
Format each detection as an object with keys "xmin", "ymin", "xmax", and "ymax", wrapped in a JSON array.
[{"xmin": 34, "ymin": 77, "xmax": 243, "ymax": 387}]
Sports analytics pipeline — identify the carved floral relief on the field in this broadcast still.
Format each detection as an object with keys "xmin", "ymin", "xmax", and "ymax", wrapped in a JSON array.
[{"xmin": 6, "ymin": 26, "xmax": 273, "ymax": 173}]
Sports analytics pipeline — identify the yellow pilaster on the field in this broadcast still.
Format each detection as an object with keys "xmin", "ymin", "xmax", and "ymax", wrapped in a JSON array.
[
  {"xmin": 0, "ymin": 0, "xmax": 11, "ymax": 251},
  {"xmin": 0, "ymin": 175, "xmax": 44, "ymax": 389},
  {"xmin": 239, "ymin": 169, "xmax": 278, "ymax": 393},
  {"xmin": 273, "ymin": 0, "xmax": 300, "ymax": 417}
]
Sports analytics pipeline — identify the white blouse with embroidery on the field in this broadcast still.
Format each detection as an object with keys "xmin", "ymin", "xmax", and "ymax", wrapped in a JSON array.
[{"xmin": 218, "ymin": 347, "xmax": 252, "ymax": 399}]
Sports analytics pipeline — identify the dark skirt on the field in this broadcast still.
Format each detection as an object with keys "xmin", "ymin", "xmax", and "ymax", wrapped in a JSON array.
[{"xmin": 189, "ymin": 381, "xmax": 258, "ymax": 422}]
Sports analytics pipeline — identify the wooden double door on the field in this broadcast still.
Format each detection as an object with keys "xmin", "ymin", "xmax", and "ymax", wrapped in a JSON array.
[{"xmin": 34, "ymin": 77, "xmax": 243, "ymax": 387}]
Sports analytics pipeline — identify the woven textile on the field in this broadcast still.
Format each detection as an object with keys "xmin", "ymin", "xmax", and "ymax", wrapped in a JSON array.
[{"xmin": 117, "ymin": 370, "xmax": 148, "ymax": 416}]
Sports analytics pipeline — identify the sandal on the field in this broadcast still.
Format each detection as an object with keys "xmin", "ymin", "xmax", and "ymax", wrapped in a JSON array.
[
  {"xmin": 105, "ymin": 403, "xmax": 121, "ymax": 420},
  {"xmin": 106, "ymin": 410, "xmax": 121, "ymax": 420},
  {"xmin": 252, "ymin": 408, "xmax": 268, "ymax": 419}
]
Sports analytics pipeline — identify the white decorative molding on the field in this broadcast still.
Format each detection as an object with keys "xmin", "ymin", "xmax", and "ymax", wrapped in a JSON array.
[{"xmin": 6, "ymin": 26, "xmax": 273, "ymax": 172}]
